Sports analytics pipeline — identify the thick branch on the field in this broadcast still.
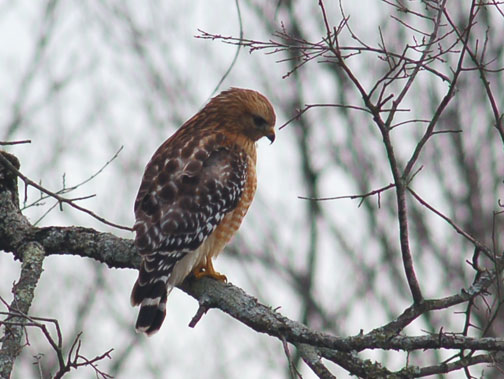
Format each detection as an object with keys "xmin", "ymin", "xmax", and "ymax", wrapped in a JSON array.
[
  {"xmin": 179, "ymin": 276, "xmax": 504, "ymax": 352},
  {"xmin": 372, "ymin": 265, "xmax": 499, "ymax": 336},
  {"xmin": 297, "ymin": 343, "xmax": 336, "ymax": 379},
  {"xmin": 0, "ymin": 242, "xmax": 45, "ymax": 378}
]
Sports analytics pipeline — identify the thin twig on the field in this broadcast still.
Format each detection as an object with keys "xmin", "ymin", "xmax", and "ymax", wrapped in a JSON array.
[
  {"xmin": 444, "ymin": 2, "xmax": 504, "ymax": 144},
  {"xmin": 281, "ymin": 336, "xmax": 302, "ymax": 379},
  {"xmin": 207, "ymin": 0, "xmax": 242, "ymax": 97},
  {"xmin": 407, "ymin": 187, "xmax": 492, "ymax": 257},
  {"xmin": 319, "ymin": 0, "xmax": 424, "ymax": 303},
  {"xmin": 0, "ymin": 140, "xmax": 31, "ymax": 145},
  {"xmin": 1, "ymin": 299, "xmax": 113, "ymax": 379},
  {"xmin": 0, "ymin": 151, "xmax": 132, "ymax": 231},
  {"xmin": 279, "ymin": 103, "xmax": 372, "ymax": 130},
  {"xmin": 403, "ymin": 0, "xmax": 473, "ymax": 179},
  {"xmin": 188, "ymin": 296, "xmax": 212, "ymax": 328},
  {"xmin": 298, "ymin": 183, "xmax": 395, "ymax": 208}
]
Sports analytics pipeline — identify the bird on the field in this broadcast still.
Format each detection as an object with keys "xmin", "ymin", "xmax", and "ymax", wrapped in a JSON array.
[{"xmin": 130, "ymin": 87, "xmax": 276, "ymax": 335}]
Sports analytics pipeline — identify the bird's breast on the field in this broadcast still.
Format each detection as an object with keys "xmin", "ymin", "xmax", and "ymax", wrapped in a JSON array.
[{"xmin": 207, "ymin": 154, "xmax": 257, "ymax": 260}]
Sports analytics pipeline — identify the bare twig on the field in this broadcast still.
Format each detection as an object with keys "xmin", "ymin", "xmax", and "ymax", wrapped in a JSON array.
[
  {"xmin": 393, "ymin": 353, "xmax": 495, "ymax": 377},
  {"xmin": 0, "ymin": 150, "xmax": 132, "ymax": 231},
  {"xmin": 319, "ymin": 0, "xmax": 424, "ymax": 303},
  {"xmin": 0, "ymin": 303, "xmax": 113, "ymax": 379},
  {"xmin": 403, "ymin": 0, "xmax": 474, "ymax": 179},
  {"xmin": 281, "ymin": 336, "xmax": 302, "ymax": 379},
  {"xmin": 23, "ymin": 146, "xmax": 124, "ymax": 220},
  {"xmin": 207, "ymin": 0, "xmax": 243, "ymax": 97},
  {"xmin": 407, "ymin": 186, "xmax": 492, "ymax": 257},
  {"xmin": 444, "ymin": 2, "xmax": 504, "ymax": 144},
  {"xmin": 195, "ymin": 29, "xmax": 451, "ymax": 82},
  {"xmin": 0, "ymin": 140, "xmax": 31, "ymax": 146},
  {"xmin": 188, "ymin": 295, "xmax": 212, "ymax": 328},
  {"xmin": 279, "ymin": 103, "xmax": 372, "ymax": 130},
  {"xmin": 298, "ymin": 182, "xmax": 395, "ymax": 208}
]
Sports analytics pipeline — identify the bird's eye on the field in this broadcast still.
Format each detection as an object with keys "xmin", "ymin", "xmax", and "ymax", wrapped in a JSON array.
[{"xmin": 252, "ymin": 115, "xmax": 267, "ymax": 128}]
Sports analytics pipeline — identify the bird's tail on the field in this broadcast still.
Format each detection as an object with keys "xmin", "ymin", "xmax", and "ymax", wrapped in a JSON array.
[{"xmin": 131, "ymin": 252, "xmax": 186, "ymax": 335}]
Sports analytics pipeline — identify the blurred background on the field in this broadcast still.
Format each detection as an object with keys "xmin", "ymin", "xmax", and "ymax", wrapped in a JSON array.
[{"xmin": 1, "ymin": 1, "xmax": 503, "ymax": 378}]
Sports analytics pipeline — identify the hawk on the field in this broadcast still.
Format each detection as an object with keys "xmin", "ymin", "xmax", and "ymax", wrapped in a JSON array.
[{"xmin": 130, "ymin": 88, "xmax": 276, "ymax": 335}]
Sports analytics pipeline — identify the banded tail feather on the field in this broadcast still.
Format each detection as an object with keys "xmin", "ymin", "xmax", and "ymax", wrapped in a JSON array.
[{"xmin": 131, "ymin": 251, "xmax": 187, "ymax": 335}]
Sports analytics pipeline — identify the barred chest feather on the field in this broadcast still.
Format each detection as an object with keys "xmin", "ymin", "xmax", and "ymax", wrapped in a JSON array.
[
  {"xmin": 207, "ymin": 152, "xmax": 257, "ymax": 259},
  {"xmin": 166, "ymin": 149, "xmax": 257, "ymax": 287}
]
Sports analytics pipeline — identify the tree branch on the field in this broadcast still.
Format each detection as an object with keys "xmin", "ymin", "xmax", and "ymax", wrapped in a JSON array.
[
  {"xmin": 297, "ymin": 343, "xmax": 336, "ymax": 379},
  {"xmin": 0, "ymin": 242, "xmax": 45, "ymax": 378},
  {"xmin": 318, "ymin": 2, "xmax": 423, "ymax": 304}
]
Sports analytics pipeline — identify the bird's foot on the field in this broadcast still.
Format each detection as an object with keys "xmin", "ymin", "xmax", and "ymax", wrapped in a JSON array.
[{"xmin": 192, "ymin": 260, "xmax": 227, "ymax": 282}]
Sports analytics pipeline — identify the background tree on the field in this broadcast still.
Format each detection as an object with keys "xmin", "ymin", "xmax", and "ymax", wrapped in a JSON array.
[{"xmin": 1, "ymin": 0, "xmax": 504, "ymax": 378}]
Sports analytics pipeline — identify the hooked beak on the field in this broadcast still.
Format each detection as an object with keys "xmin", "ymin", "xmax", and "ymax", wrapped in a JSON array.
[{"xmin": 266, "ymin": 129, "xmax": 276, "ymax": 144}]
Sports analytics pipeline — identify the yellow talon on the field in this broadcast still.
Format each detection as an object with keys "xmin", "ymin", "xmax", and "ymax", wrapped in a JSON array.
[{"xmin": 192, "ymin": 259, "xmax": 227, "ymax": 282}]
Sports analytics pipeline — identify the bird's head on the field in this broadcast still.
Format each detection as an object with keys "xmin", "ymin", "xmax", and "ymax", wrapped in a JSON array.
[{"xmin": 208, "ymin": 88, "xmax": 276, "ymax": 143}]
